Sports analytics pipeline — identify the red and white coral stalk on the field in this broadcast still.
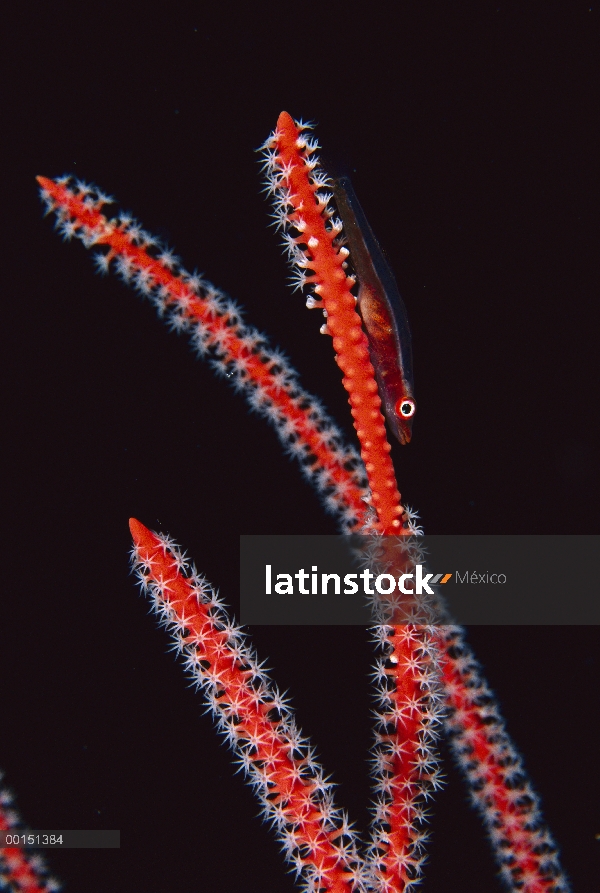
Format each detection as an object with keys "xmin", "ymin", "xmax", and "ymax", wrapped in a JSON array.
[
  {"xmin": 129, "ymin": 518, "xmax": 367, "ymax": 893},
  {"xmin": 0, "ymin": 774, "xmax": 60, "ymax": 892},
  {"xmin": 263, "ymin": 111, "xmax": 403, "ymax": 535},
  {"xmin": 36, "ymin": 173, "xmax": 370, "ymax": 533}
]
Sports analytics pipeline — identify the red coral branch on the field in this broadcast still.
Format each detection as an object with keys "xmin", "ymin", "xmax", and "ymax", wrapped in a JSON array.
[
  {"xmin": 0, "ymin": 776, "xmax": 60, "ymax": 892},
  {"xmin": 129, "ymin": 518, "xmax": 367, "ymax": 893},
  {"xmin": 36, "ymin": 175, "xmax": 369, "ymax": 532},
  {"xmin": 367, "ymin": 624, "xmax": 444, "ymax": 892},
  {"xmin": 264, "ymin": 113, "xmax": 403, "ymax": 535},
  {"xmin": 438, "ymin": 627, "xmax": 568, "ymax": 892}
]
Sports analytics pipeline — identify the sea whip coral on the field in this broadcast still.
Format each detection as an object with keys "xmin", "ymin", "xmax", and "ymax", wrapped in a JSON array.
[{"xmin": 28, "ymin": 112, "xmax": 570, "ymax": 893}]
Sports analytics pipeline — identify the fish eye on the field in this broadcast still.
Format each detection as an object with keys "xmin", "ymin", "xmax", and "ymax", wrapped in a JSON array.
[{"xmin": 396, "ymin": 398, "xmax": 416, "ymax": 419}]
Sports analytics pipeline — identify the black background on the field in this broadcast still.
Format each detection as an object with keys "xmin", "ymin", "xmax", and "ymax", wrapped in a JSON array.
[{"xmin": 1, "ymin": 3, "xmax": 598, "ymax": 891}]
